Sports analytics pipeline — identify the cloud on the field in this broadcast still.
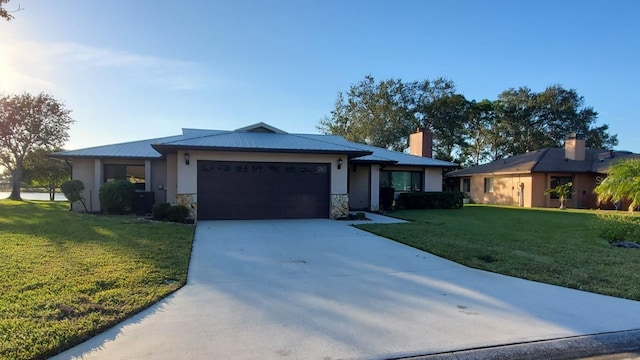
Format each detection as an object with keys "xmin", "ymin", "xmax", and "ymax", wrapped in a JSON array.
[{"xmin": 0, "ymin": 40, "xmax": 207, "ymax": 93}]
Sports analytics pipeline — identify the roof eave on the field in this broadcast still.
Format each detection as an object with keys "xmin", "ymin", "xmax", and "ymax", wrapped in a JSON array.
[{"xmin": 151, "ymin": 144, "xmax": 372, "ymax": 158}]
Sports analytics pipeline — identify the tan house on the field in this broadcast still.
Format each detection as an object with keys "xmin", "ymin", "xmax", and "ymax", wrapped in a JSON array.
[
  {"xmin": 445, "ymin": 133, "xmax": 640, "ymax": 209},
  {"xmin": 53, "ymin": 123, "xmax": 454, "ymax": 220}
]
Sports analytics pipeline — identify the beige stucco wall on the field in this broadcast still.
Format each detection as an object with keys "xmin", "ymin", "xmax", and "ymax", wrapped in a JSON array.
[
  {"xmin": 370, "ymin": 165, "xmax": 380, "ymax": 211},
  {"xmin": 424, "ymin": 168, "xmax": 443, "ymax": 191},
  {"xmin": 151, "ymin": 159, "xmax": 168, "ymax": 204},
  {"xmin": 175, "ymin": 150, "xmax": 348, "ymax": 195},
  {"xmin": 349, "ymin": 164, "xmax": 370, "ymax": 210},
  {"xmin": 166, "ymin": 154, "xmax": 177, "ymax": 204},
  {"xmin": 465, "ymin": 174, "xmax": 532, "ymax": 207},
  {"xmin": 70, "ymin": 158, "xmax": 96, "ymax": 212}
]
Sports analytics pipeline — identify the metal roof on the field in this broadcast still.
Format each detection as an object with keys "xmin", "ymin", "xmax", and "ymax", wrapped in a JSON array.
[
  {"xmin": 51, "ymin": 135, "xmax": 185, "ymax": 159},
  {"xmin": 53, "ymin": 123, "xmax": 457, "ymax": 168},
  {"xmin": 296, "ymin": 134, "xmax": 457, "ymax": 167}
]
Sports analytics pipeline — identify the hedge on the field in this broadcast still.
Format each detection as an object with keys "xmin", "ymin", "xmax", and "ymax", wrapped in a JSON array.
[{"xmin": 397, "ymin": 191, "xmax": 464, "ymax": 210}]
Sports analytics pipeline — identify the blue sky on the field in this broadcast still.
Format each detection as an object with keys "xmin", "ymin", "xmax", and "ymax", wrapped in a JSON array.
[{"xmin": 1, "ymin": 0, "xmax": 638, "ymax": 152}]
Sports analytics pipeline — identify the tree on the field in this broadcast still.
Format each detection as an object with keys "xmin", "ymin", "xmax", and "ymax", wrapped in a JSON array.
[
  {"xmin": 317, "ymin": 76, "xmax": 416, "ymax": 151},
  {"xmin": 0, "ymin": 93, "xmax": 74, "ymax": 200},
  {"xmin": 0, "ymin": 0, "xmax": 21, "ymax": 21},
  {"xmin": 595, "ymin": 159, "xmax": 640, "ymax": 213},
  {"xmin": 61, "ymin": 179, "xmax": 89, "ymax": 212},
  {"xmin": 419, "ymin": 93, "xmax": 469, "ymax": 162},
  {"xmin": 494, "ymin": 85, "xmax": 618, "ymax": 158},
  {"xmin": 23, "ymin": 148, "xmax": 70, "ymax": 200},
  {"xmin": 318, "ymin": 75, "xmax": 463, "ymax": 155},
  {"xmin": 544, "ymin": 181, "xmax": 573, "ymax": 210}
]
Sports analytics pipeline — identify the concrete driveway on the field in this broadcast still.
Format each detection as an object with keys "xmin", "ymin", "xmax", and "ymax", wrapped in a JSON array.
[{"xmin": 52, "ymin": 216, "xmax": 640, "ymax": 360}]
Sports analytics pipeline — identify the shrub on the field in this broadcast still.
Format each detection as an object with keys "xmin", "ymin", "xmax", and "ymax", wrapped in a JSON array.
[
  {"xmin": 596, "ymin": 213, "xmax": 640, "ymax": 243},
  {"xmin": 397, "ymin": 191, "xmax": 464, "ymax": 210},
  {"xmin": 60, "ymin": 179, "xmax": 89, "ymax": 212},
  {"xmin": 166, "ymin": 205, "xmax": 190, "ymax": 223},
  {"xmin": 380, "ymin": 187, "xmax": 395, "ymax": 211},
  {"xmin": 99, "ymin": 180, "xmax": 133, "ymax": 214},
  {"xmin": 152, "ymin": 203, "xmax": 172, "ymax": 220}
]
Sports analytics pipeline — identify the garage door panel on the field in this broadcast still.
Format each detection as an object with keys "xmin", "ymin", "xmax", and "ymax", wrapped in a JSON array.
[{"xmin": 197, "ymin": 161, "xmax": 330, "ymax": 220}]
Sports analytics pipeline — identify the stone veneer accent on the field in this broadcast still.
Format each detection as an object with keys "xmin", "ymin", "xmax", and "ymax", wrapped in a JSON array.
[
  {"xmin": 176, "ymin": 193, "xmax": 197, "ymax": 221},
  {"xmin": 330, "ymin": 194, "xmax": 349, "ymax": 219}
]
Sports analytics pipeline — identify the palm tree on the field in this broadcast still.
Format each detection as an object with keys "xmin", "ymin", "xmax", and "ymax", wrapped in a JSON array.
[
  {"xmin": 595, "ymin": 159, "xmax": 640, "ymax": 213},
  {"xmin": 545, "ymin": 182, "xmax": 573, "ymax": 210}
]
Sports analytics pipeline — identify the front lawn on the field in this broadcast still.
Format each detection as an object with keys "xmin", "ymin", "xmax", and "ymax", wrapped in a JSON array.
[
  {"xmin": 358, "ymin": 205, "xmax": 640, "ymax": 301},
  {"xmin": 0, "ymin": 200, "xmax": 194, "ymax": 360}
]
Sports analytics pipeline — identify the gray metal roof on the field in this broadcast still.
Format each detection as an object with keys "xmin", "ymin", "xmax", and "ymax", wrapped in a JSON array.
[
  {"xmin": 297, "ymin": 134, "xmax": 457, "ymax": 167},
  {"xmin": 52, "ymin": 135, "xmax": 185, "ymax": 159},
  {"xmin": 53, "ymin": 123, "xmax": 457, "ymax": 168},
  {"xmin": 152, "ymin": 131, "xmax": 370, "ymax": 156}
]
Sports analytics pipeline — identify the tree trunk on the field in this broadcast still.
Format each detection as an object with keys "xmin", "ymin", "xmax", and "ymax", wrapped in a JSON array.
[
  {"xmin": 50, "ymin": 187, "xmax": 55, "ymax": 201},
  {"xmin": 9, "ymin": 163, "xmax": 23, "ymax": 201}
]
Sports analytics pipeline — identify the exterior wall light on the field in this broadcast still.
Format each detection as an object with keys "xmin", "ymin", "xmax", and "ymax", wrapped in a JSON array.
[
  {"xmin": 337, "ymin": 158, "xmax": 343, "ymax": 169},
  {"xmin": 184, "ymin": 152, "xmax": 190, "ymax": 165}
]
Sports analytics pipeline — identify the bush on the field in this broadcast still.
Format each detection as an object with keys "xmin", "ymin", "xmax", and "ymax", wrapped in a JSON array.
[
  {"xmin": 596, "ymin": 213, "xmax": 640, "ymax": 243},
  {"xmin": 152, "ymin": 203, "xmax": 172, "ymax": 220},
  {"xmin": 166, "ymin": 205, "xmax": 190, "ymax": 223},
  {"xmin": 60, "ymin": 179, "xmax": 89, "ymax": 212},
  {"xmin": 397, "ymin": 191, "xmax": 464, "ymax": 210},
  {"xmin": 380, "ymin": 187, "xmax": 395, "ymax": 210},
  {"xmin": 99, "ymin": 180, "xmax": 134, "ymax": 214}
]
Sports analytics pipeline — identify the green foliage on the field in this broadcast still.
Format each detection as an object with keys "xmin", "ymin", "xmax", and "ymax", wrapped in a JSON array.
[
  {"xmin": 397, "ymin": 191, "xmax": 464, "ymax": 209},
  {"xmin": 319, "ymin": 78, "xmax": 618, "ymax": 165},
  {"xmin": 596, "ymin": 213, "xmax": 640, "ymax": 243},
  {"xmin": 60, "ymin": 179, "xmax": 88, "ymax": 212},
  {"xmin": 357, "ymin": 205, "xmax": 640, "ymax": 300},
  {"xmin": 595, "ymin": 159, "xmax": 640, "ymax": 212},
  {"xmin": 166, "ymin": 205, "xmax": 190, "ymax": 223},
  {"xmin": 152, "ymin": 202, "xmax": 172, "ymax": 220},
  {"xmin": 0, "ymin": 200, "xmax": 193, "ymax": 359},
  {"xmin": 99, "ymin": 180, "xmax": 133, "ymax": 214},
  {"xmin": 23, "ymin": 148, "xmax": 70, "ymax": 200},
  {"xmin": 0, "ymin": 92, "xmax": 74, "ymax": 200},
  {"xmin": 544, "ymin": 181, "xmax": 573, "ymax": 209}
]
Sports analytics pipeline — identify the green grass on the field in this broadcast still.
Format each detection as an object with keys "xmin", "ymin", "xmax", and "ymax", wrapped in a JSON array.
[
  {"xmin": 0, "ymin": 200, "xmax": 194, "ymax": 360},
  {"xmin": 358, "ymin": 205, "xmax": 640, "ymax": 301}
]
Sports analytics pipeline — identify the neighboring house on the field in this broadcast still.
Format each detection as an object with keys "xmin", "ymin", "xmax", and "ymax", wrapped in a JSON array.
[
  {"xmin": 53, "ymin": 123, "xmax": 454, "ymax": 220},
  {"xmin": 446, "ymin": 133, "xmax": 640, "ymax": 209}
]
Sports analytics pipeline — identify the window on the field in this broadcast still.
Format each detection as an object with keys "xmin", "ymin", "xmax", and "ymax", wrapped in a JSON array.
[
  {"xmin": 104, "ymin": 164, "xmax": 145, "ymax": 191},
  {"xmin": 549, "ymin": 176, "xmax": 573, "ymax": 199},
  {"xmin": 484, "ymin": 177, "xmax": 493, "ymax": 193},
  {"xmin": 380, "ymin": 171, "xmax": 422, "ymax": 191},
  {"xmin": 462, "ymin": 178, "xmax": 471, "ymax": 192}
]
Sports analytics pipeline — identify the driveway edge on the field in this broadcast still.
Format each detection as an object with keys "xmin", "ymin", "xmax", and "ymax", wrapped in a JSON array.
[{"xmin": 392, "ymin": 329, "xmax": 640, "ymax": 360}]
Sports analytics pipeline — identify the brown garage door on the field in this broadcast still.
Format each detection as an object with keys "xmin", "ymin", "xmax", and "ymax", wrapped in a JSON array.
[{"xmin": 197, "ymin": 161, "xmax": 330, "ymax": 220}]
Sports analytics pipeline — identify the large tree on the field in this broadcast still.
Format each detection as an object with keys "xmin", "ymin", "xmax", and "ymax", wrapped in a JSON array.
[
  {"xmin": 460, "ymin": 99, "xmax": 498, "ymax": 166},
  {"xmin": 318, "ymin": 75, "xmax": 463, "ymax": 155},
  {"xmin": 595, "ymin": 159, "xmax": 640, "ymax": 213},
  {"xmin": 317, "ymin": 76, "xmax": 417, "ymax": 151},
  {"xmin": 23, "ymin": 148, "xmax": 70, "ymax": 201},
  {"xmin": 0, "ymin": 93, "xmax": 73, "ymax": 200},
  {"xmin": 494, "ymin": 85, "xmax": 617, "ymax": 156}
]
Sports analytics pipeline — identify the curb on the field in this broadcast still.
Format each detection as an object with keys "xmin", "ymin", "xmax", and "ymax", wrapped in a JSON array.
[{"xmin": 391, "ymin": 329, "xmax": 640, "ymax": 360}]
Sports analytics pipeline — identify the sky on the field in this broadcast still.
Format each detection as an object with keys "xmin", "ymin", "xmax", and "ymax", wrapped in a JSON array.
[{"xmin": 0, "ymin": 0, "xmax": 638, "ymax": 152}]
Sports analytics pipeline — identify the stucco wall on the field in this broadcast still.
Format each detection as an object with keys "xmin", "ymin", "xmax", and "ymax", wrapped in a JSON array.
[
  {"xmin": 166, "ymin": 154, "xmax": 177, "ymax": 204},
  {"xmin": 151, "ymin": 159, "xmax": 168, "ymax": 204},
  {"xmin": 370, "ymin": 165, "xmax": 380, "ymax": 211},
  {"xmin": 424, "ymin": 168, "xmax": 443, "ymax": 191},
  {"xmin": 70, "ymin": 158, "xmax": 96, "ymax": 212},
  {"xmin": 466, "ymin": 174, "xmax": 532, "ymax": 206},
  {"xmin": 349, "ymin": 164, "xmax": 370, "ymax": 210},
  {"xmin": 176, "ymin": 150, "xmax": 348, "ymax": 195}
]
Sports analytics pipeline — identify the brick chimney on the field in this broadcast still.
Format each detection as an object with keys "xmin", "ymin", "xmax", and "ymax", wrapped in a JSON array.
[
  {"xmin": 409, "ymin": 128, "xmax": 433, "ymax": 158},
  {"xmin": 565, "ymin": 132, "xmax": 586, "ymax": 161}
]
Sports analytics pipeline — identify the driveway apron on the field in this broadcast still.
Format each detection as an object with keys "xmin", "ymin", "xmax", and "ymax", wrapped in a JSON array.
[{"xmin": 52, "ymin": 217, "xmax": 640, "ymax": 360}]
